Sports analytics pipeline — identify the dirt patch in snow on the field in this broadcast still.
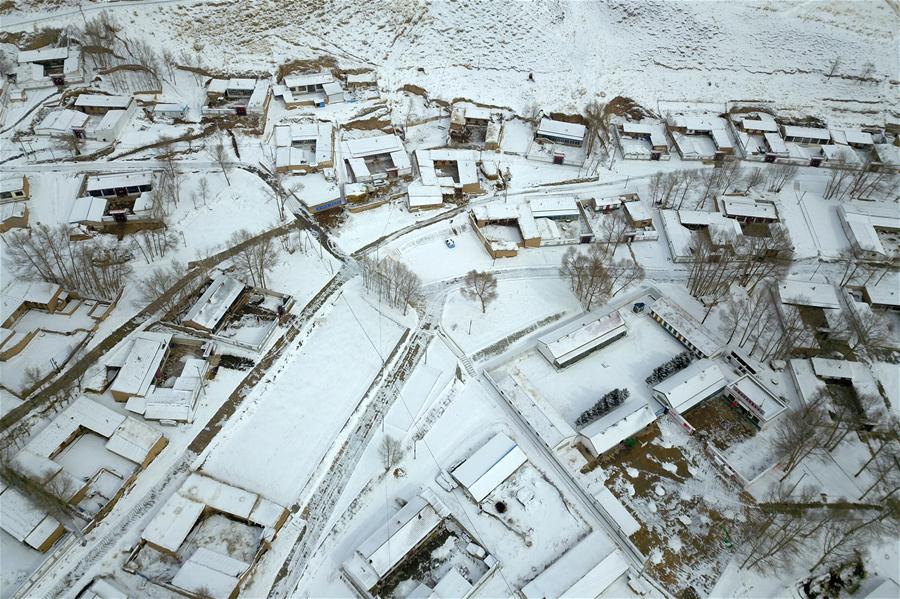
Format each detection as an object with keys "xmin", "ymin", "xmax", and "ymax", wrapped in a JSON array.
[
  {"xmin": 684, "ymin": 397, "xmax": 757, "ymax": 452},
  {"xmin": 600, "ymin": 421, "xmax": 750, "ymax": 597}
]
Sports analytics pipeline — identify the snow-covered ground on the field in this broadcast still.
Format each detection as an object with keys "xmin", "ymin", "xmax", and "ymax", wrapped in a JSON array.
[{"xmin": 1, "ymin": 1, "xmax": 898, "ymax": 598}]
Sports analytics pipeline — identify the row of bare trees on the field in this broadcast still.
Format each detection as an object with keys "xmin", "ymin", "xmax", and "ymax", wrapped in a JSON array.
[
  {"xmin": 740, "ymin": 403, "xmax": 900, "ymax": 574},
  {"xmin": 823, "ymin": 155, "xmax": 898, "ymax": 202},
  {"xmin": 359, "ymin": 256, "xmax": 423, "ymax": 314},
  {"xmin": 560, "ymin": 243, "xmax": 645, "ymax": 310},
  {"xmin": 3, "ymin": 225, "xmax": 132, "ymax": 300},
  {"xmin": 687, "ymin": 227, "xmax": 793, "ymax": 302},
  {"xmin": 717, "ymin": 282, "xmax": 816, "ymax": 363},
  {"xmin": 739, "ymin": 481, "xmax": 899, "ymax": 574},
  {"xmin": 647, "ymin": 163, "xmax": 799, "ymax": 210}
]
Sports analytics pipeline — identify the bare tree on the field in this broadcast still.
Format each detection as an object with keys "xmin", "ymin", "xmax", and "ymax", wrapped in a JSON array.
[
  {"xmin": 461, "ymin": 270, "xmax": 498, "ymax": 313},
  {"xmin": 808, "ymin": 498, "xmax": 899, "ymax": 572},
  {"xmin": 359, "ymin": 257, "xmax": 423, "ymax": 314},
  {"xmin": 136, "ymin": 261, "xmax": 189, "ymax": 314},
  {"xmin": 211, "ymin": 139, "xmax": 231, "ymax": 186},
  {"xmin": 600, "ymin": 210, "xmax": 630, "ymax": 254},
  {"xmin": 765, "ymin": 163, "xmax": 799, "ymax": 192},
  {"xmin": 825, "ymin": 56, "xmax": 841, "ymax": 79},
  {"xmin": 849, "ymin": 308, "xmax": 891, "ymax": 356},
  {"xmin": 772, "ymin": 401, "xmax": 828, "ymax": 481},
  {"xmin": 2, "ymin": 225, "xmax": 132, "ymax": 300},
  {"xmin": 742, "ymin": 167, "xmax": 765, "ymax": 192},
  {"xmin": 561, "ymin": 244, "xmax": 611, "ymax": 310},
  {"xmin": 197, "ymin": 176, "xmax": 211, "ymax": 207},
  {"xmin": 607, "ymin": 257, "xmax": 645, "ymax": 298},
  {"xmin": 229, "ymin": 229, "xmax": 277, "ymax": 289},
  {"xmin": 379, "ymin": 435, "xmax": 405, "ymax": 471},
  {"xmin": 739, "ymin": 484, "xmax": 822, "ymax": 572},
  {"xmin": 858, "ymin": 447, "xmax": 900, "ymax": 501},
  {"xmin": 719, "ymin": 293, "xmax": 751, "ymax": 344}
]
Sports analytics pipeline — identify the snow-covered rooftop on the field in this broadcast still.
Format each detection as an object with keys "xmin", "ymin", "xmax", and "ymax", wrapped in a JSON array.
[
  {"xmin": 342, "ymin": 134, "xmax": 406, "ymax": 158},
  {"xmin": 86, "ymin": 172, "xmax": 153, "ymax": 193},
  {"xmin": 720, "ymin": 196, "xmax": 778, "ymax": 221},
  {"xmin": 0, "ymin": 175, "xmax": 27, "ymax": 195},
  {"xmin": 171, "ymin": 547, "xmax": 249, "ymax": 599},
  {"xmin": 73, "ymin": 94, "xmax": 132, "ymax": 110},
  {"xmin": 109, "ymin": 332, "xmax": 172, "ymax": 399},
  {"xmin": 35, "ymin": 109, "xmax": 88, "ymax": 134},
  {"xmin": 777, "ymin": 280, "xmax": 841, "ymax": 310},
  {"xmin": 18, "ymin": 47, "xmax": 69, "ymax": 63},
  {"xmin": 183, "ymin": 275, "xmax": 246, "ymax": 332},
  {"xmin": 537, "ymin": 311, "xmax": 626, "ymax": 367},
  {"xmin": 521, "ymin": 531, "xmax": 623, "ymax": 599},
  {"xmin": 536, "ymin": 118, "xmax": 586, "ymax": 142},
  {"xmin": 580, "ymin": 402, "xmax": 656, "ymax": 456},
  {"xmin": 652, "ymin": 358, "xmax": 727, "ymax": 413},
  {"xmin": 650, "ymin": 297, "xmax": 723, "ymax": 358},
  {"xmin": 529, "ymin": 196, "xmax": 580, "ymax": 219},
  {"xmin": 451, "ymin": 433, "xmax": 527, "ymax": 502},
  {"xmin": 727, "ymin": 374, "xmax": 786, "ymax": 423}
]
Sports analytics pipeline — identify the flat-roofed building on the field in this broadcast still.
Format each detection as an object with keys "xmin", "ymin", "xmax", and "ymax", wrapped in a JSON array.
[
  {"xmin": 652, "ymin": 358, "xmax": 727, "ymax": 414},
  {"xmin": 649, "ymin": 297, "xmax": 723, "ymax": 359},
  {"xmin": 537, "ymin": 311, "xmax": 627, "ymax": 368},
  {"xmin": 450, "ymin": 433, "xmax": 527, "ymax": 502}
]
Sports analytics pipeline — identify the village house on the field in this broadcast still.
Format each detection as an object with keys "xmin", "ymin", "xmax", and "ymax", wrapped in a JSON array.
[
  {"xmin": 860, "ymin": 272, "xmax": 900, "ymax": 311},
  {"xmin": 870, "ymin": 143, "xmax": 900, "ymax": 173},
  {"xmin": 727, "ymin": 112, "xmax": 790, "ymax": 162},
  {"xmin": 838, "ymin": 201, "xmax": 899, "ymax": 261},
  {"xmin": 451, "ymin": 433, "xmax": 527, "ymax": 503},
  {"xmin": 34, "ymin": 108, "xmax": 89, "ymax": 138},
  {"xmin": 623, "ymin": 200, "xmax": 653, "ymax": 229},
  {"xmin": 723, "ymin": 374, "xmax": 787, "ymax": 429},
  {"xmin": 203, "ymin": 78, "xmax": 271, "ymax": 120},
  {"xmin": 341, "ymin": 490, "xmax": 452, "ymax": 595},
  {"xmin": 668, "ymin": 115, "xmax": 735, "ymax": 161},
  {"xmin": 15, "ymin": 46, "xmax": 83, "ymax": 87},
  {"xmin": 406, "ymin": 183, "xmax": 444, "ymax": 212},
  {"xmin": 150, "ymin": 103, "xmax": 188, "ymax": 120},
  {"xmin": 73, "ymin": 94, "xmax": 133, "ymax": 115},
  {"xmin": 9, "ymin": 396, "xmax": 167, "ymax": 534},
  {"xmin": 341, "ymin": 134, "xmax": 412, "ymax": 183},
  {"xmin": 0, "ymin": 483, "xmax": 66, "ymax": 552},
  {"xmin": 775, "ymin": 280, "xmax": 846, "ymax": 352},
  {"xmin": 578, "ymin": 400, "xmax": 656, "ymax": 458},
  {"xmin": 658, "ymin": 208, "xmax": 744, "ymax": 263},
  {"xmin": 0, "ymin": 175, "xmax": 30, "ymax": 203},
  {"xmin": 448, "ymin": 105, "xmax": 502, "ymax": 149},
  {"xmin": 108, "ymin": 331, "xmax": 172, "ymax": 402},
  {"xmin": 85, "ymin": 172, "xmax": 153, "ymax": 198},
  {"xmin": 469, "ymin": 202, "xmax": 540, "ymax": 258},
  {"xmin": 69, "ymin": 172, "xmax": 157, "ymax": 228},
  {"xmin": 531, "ymin": 117, "xmax": 588, "ymax": 165},
  {"xmin": 649, "ymin": 296, "xmax": 724, "ymax": 359},
  {"xmin": 778, "ymin": 124, "xmax": 833, "ymax": 166},
  {"xmin": 1, "ymin": 283, "xmax": 114, "ymax": 396},
  {"xmin": 521, "ymin": 532, "xmax": 629, "ymax": 599},
  {"xmin": 536, "ymin": 311, "xmax": 627, "ymax": 369},
  {"xmin": 717, "ymin": 193, "xmax": 779, "ymax": 224},
  {"xmin": 652, "ymin": 358, "xmax": 728, "ymax": 415},
  {"xmin": 273, "ymin": 122, "xmax": 334, "ymax": 174},
  {"xmin": 412, "ymin": 148, "xmax": 482, "ymax": 206},
  {"xmin": 179, "ymin": 274, "xmax": 293, "ymax": 351},
  {"xmin": 612, "ymin": 117, "xmax": 670, "ymax": 160},
  {"xmin": 275, "ymin": 71, "xmax": 344, "ymax": 107},
  {"xmin": 0, "ymin": 201, "xmax": 29, "ymax": 233},
  {"xmin": 134, "ymin": 472, "xmax": 288, "ymax": 598}
]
